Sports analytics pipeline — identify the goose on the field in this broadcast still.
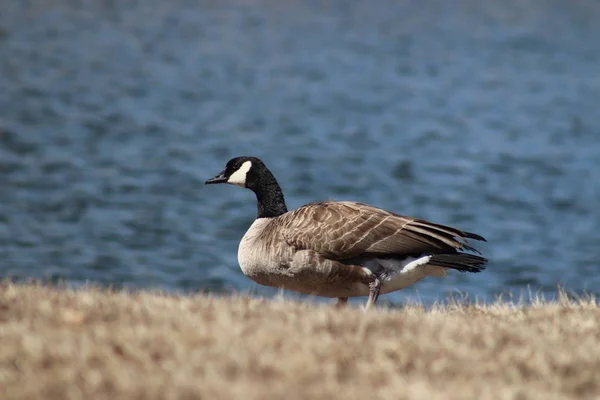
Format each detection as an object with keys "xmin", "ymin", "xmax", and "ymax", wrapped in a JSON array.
[{"xmin": 205, "ymin": 156, "xmax": 487, "ymax": 309}]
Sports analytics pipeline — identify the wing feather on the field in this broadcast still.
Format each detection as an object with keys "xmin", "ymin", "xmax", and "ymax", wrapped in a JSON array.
[{"xmin": 280, "ymin": 201, "xmax": 485, "ymax": 259}]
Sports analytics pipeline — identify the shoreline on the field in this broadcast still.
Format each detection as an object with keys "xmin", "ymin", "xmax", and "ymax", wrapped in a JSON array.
[{"xmin": 1, "ymin": 283, "xmax": 599, "ymax": 399}]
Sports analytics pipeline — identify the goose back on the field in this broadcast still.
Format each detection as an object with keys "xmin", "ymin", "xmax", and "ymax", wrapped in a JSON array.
[{"xmin": 276, "ymin": 201, "xmax": 484, "ymax": 260}]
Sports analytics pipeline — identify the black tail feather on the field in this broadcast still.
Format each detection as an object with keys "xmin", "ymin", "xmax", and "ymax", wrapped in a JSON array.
[
  {"xmin": 429, "ymin": 253, "xmax": 487, "ymax": 273},
  {"xmin": 463, "ymin": 231, "xmax": 487, "ymax": 242}
]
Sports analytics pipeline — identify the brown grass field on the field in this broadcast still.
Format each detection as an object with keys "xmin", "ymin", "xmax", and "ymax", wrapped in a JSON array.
[{"xmin": 1, "ymin": 283, "xmax": 599, "ymax": 400}]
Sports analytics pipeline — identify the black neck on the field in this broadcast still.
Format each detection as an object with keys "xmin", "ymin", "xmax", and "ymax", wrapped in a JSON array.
[{"xmin": 251, "ymin": 171, "xmax": 288, "ymax": 219}]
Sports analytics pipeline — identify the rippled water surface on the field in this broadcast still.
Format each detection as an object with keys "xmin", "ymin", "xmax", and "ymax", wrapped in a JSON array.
[{"xmin": 1, "ymin": 0, "xmax": 599, "ymax": 304}]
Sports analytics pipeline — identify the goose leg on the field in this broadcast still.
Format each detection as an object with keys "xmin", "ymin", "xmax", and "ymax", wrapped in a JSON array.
[
  {"xmin": 335, "ymin": 297, "xmax": 349, "ymax": 307},
  {"xmin": 364, "ymin": 277, "xmax": 382, "ymax": 310}
]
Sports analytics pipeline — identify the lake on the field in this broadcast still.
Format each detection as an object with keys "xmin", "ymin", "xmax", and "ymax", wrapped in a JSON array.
[{"xmin": 1, "ymin": 0, "xmax": 599, "ymax": 305}]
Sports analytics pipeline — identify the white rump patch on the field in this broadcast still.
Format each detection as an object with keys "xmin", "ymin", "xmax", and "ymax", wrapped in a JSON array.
[
  {"xmin": 227, "ymin": 160, "xmax": 252, "ymax": 187},
  {"xmin": 370, "ymin": 255, "xmax": 448, "ymax": 294},
  {"xmin": 396, "ymin": 255, "xmax": 431, "ymax": 272}
]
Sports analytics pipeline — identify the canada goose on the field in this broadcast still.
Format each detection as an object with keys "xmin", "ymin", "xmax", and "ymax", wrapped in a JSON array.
[{"xmin": 205, "ymin": 156, "xmax": 487, "ymax": 309}]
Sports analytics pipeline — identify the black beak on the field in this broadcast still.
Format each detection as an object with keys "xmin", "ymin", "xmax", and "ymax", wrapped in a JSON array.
[{"xmin": 205, "ymin": 170, "xmax": 228, "ymax": 185}]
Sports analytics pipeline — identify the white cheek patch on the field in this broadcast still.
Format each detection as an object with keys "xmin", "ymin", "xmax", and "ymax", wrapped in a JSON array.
[{"xmin": 227, "ymin": 160, "xmax": 252, "ymax": 187}]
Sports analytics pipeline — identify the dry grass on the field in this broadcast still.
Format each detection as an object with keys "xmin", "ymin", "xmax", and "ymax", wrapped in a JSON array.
[{"xmin": 1, "ymin": 283, "xmax": 599, "ymax": 400}]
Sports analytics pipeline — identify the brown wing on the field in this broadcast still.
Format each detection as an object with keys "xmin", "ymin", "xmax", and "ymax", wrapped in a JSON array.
[{"xmin": 278, "ymin": 201, "xmax": 485, "ymax": 260}]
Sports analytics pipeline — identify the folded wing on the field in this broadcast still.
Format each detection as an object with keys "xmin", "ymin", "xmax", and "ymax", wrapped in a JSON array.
[{"xmin": 279, "ymin": 201, "xmax": 486, "ymax": 260}]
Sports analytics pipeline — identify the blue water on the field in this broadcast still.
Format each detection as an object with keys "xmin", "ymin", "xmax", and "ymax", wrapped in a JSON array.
[{"xmin": 1, "ymin": 0, "xmax": 599, "ymax": 304}]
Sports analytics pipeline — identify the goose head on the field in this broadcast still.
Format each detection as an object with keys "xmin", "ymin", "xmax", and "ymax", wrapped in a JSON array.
[
  {"xmin": 205, "ymin": 156, "xmax": 288, "ymax": 218},
  {"xmin": 205, "ymin": 156, "xmax": 261, "ymax": 188}
]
